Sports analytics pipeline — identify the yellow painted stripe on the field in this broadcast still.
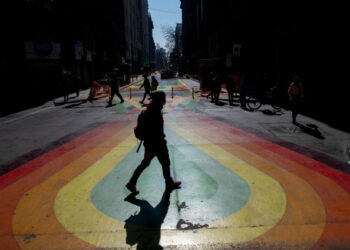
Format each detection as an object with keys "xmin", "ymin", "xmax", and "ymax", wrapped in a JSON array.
[
  {"xmin": 12, "ymin": 124, "xmax": 135, "ymax": 249},
  {"xmin": 165, "ymin": 123, "xmax": 287, "ymax": 243},
  {"xmin": 53, "ymin": 125, "xmax": 286, "ymax": 248},
  {"xmin": 173, "ymin": 120, "xmax": 326, "ymax": 247},
  {"xmin": 54, "ymin": 134, "xmax": 136, "ymax": 248}
]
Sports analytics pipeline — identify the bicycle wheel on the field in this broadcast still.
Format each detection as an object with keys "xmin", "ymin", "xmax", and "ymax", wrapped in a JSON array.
[{"xmin": 247, "ymin": 96, "xmax": 262, "ymax": 110}]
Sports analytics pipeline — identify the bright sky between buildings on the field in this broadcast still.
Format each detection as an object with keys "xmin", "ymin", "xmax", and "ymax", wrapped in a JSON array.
[{"xmin": 148, "ymin": 0, "xmax": 182, "ymax": 51}]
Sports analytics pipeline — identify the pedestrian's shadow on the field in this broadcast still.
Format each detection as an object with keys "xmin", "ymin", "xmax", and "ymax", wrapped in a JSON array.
[
  {"xmin": 54, "ymin": 99, "xmax": 81, "ymax": 107},
  {"xmin": 261, "ymin": 109, "xmax": 284, "ymax": 116},
  {"xmin": 105, "ymin": 103, "xmax": 117, "ymax": 108},
  {"xmin": 54, "ymin": 99, "xmax": 92, "ymax": 108},
  {"xmin": 241, "ymin": 106, "xmax": 254, "ymax": 112},
  {"xmin": 124, "ymin": 189, "xmax": 172, "ymax": 250},
  {"xmin": 215, "ymin": 100, "xmax": 226, "ymax": 106},
  {"xmin": 295, "ymin": 122, "xmax": 325, "ymax": 139}
]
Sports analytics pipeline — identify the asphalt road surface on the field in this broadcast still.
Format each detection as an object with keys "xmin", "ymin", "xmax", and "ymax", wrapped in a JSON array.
[{"xmin": 0, "ymin": 76, "xmax": 349, "ymax": 249}]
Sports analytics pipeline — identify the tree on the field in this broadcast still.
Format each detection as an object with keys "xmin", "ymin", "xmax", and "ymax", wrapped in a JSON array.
[{"xmin": 161, "ymin": 25, "xmax": 175, "ymax": 53}]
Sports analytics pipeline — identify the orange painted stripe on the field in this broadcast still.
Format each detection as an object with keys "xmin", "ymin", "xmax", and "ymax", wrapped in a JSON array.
[
  {"xmin": 179, "ymin": 118, "xmax": 350, "ymax": 247},
  {"xmin": 12, "ymin": 125, "xmax": 134, "ymax": 249},
  {"xmin": 0, "ymin": 119, "xmax": 135, "ymax": 248},
  {"xmin": 0, "ymin": 116, "xmax": 135, "ymax": 191},
  {"xmin": 200, "ymin": 117, "xmax": 350, "ymax": 193},
  {"xmin": 175, "ymin": 119, "xmax": 325, "ymax": 247}
]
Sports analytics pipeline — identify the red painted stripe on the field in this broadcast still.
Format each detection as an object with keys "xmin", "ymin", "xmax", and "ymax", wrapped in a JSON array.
[
  {"xmin": 0, "ymin": 117, "xmax": 136, "ymax": 248},
  {"xmin": 199, "ymin": 117, "xmax": 350, "ymax": 193},
  {"xmin": 0, "ymin": 109, "xmax": 137, "ymax": 191}
]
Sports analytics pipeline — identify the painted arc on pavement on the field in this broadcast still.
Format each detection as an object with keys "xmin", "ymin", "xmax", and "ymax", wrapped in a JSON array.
[
  {"xmin": 171, "ymin": 118, "xmax": 327, "ymax": 247},
  {"xmin": 11, "ymin": 123, "xmax": 135, "ymax": 249},
  {"xmin": 91, "ymin": 127, "xmax": 250, "ymax": 226},
  {"xmin": 53, "ymin": 125, "xmax": 285, "ymax": 248},
  {"xmin": 4, "ymin": 78, "xmax": 350, "ymax": 248},
  {"xmin": 173, "ymin": 116, "xmax": 350, "ymax": 247},
  {"xmin": 9, "ymin": 114, "xmax": 328, "ymax": 249}
]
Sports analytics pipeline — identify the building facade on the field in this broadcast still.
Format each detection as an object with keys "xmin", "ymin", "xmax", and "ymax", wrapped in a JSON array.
[
  {"xmin": 180, "ymin": 0, "xmax": 348, "ymax": 129},
  {"xmin": 169, "ymin": 23, "xmax": 183, "ymax": 72},
  {"xmin": 180, "ymin": 0, "xmax": 311, "ymax": 86},
  {"xmin": 1, "ymin": 0, "xmax": 154, "ymax": 116}
]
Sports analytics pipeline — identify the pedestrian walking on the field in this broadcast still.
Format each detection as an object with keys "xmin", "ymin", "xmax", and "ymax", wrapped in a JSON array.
[
  {"xmin": 288, "ymin": 75, "xmax": 304, "ymax": 124},
  {"xmin": 240, "ymin": 74, "xmax": 247, "ymax": 109},
  {"xmin": 206, "ymin": 72, "xmax": 215, "ymax": 101},
  {"xmin": 226, "ymin": 73, "xmax": 235, "ymax": 105},
  {"xmin": 126, "ymin": 91, "xmax": 181, "ymax": 194},
  {"xmin": 139, "ymin": 75, "xmax": 151, "ymax": 104},
  {"xmin": 151, "ymin": 75, "xmax": 159, "ymax": 92},
  {"xmin": 108, "ymin": 68, "xmax": 124, "ymax": 105},
  {"xmin": 61, "ymin": 74, "xmax": 71, "ymax": 103},
  {"xmin": 212, "ymin": 74, "xmax": 221, "ymax": 104}
]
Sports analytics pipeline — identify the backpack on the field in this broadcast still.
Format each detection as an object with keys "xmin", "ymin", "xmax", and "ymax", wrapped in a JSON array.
[{"xmin": 134, "ymin": 110, "xmax": 147, "ymax": 141}]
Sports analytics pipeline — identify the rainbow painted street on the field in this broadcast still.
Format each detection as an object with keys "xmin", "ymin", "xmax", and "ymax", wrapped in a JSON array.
[{"xmin": 1, "ymin": 79, "xmax": 350, "ymax": 249}]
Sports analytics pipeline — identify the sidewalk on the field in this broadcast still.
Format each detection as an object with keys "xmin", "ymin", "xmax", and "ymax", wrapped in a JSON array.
[{"xmin": 181, "ymin": 78, "xmax": 350, "ymax": 172}]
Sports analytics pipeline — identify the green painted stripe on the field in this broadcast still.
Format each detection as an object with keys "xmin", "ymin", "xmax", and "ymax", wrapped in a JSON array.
[{"xmin": 91, "ymin": 127, "xmax": 250, "ymax": 227}]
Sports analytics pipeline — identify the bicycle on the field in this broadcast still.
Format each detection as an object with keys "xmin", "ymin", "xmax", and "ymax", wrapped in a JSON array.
[{"xmin": 246, "ymin": 86, "xmax": 282, "ymax": 111}]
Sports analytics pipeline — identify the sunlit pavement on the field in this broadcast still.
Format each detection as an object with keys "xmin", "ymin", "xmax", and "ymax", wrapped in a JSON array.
[{"xmin": 1, "ymin": 77, "xmax": 350, "ymax": 249}]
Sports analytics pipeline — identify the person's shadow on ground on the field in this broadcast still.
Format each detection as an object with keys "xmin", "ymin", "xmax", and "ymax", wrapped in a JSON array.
[
  {"xmin": 295, "ymin": 122, "xmax": 325, "ymax": 139},
  {"xmin": 54, "ymin": 99, "xmax": 82, "ymax": 106},
  {"xmin": 124, "ymin": 189, "xmax": 172, "ymax": 250},
  {"xmin": 105, "ymin": 103, "xmax": 117, "ymax": 108},
  {"xmin": 261, "ymin": 109, "xmax": 284, "ymax": 116}
]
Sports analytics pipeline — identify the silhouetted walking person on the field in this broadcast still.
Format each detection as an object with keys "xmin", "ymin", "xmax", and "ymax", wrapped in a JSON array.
[
  {"xmin": 151, "ymin": 75, "xmax": 159, "ymax": 92},
  {"xmin": 288, "ymin": 76, "xmax": 304, "ymax": 124},
  {"xmin": 206, "ymin": 72, "xmax": 215, "ymax": 101},
  {"xmin": 126, "ymin": 91, "xmax": 181, "ymax": 194},
  {"xmin": 240, "ymin": 74, "xmax": 247, "ymax": 109},
  {"xmin": 226, "ymin": 74, "xmax": 235, "ymax": 105},
  {"xmin": 108, "ymin": 68, "xmax": 124, "ymax": 105},
  {"xmin": 212, "ymin": 74, "xmax": 221, "ymax": 104},
  {"xmin": 139, "ymin": 75, "xmax": 151, "ymax": 104}
]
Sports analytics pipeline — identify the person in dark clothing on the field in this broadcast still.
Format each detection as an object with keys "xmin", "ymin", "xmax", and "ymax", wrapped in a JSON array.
[
  {"xmin": 240, "ymin": 74, "xmax": 247, "ymax": 109},
  {"xmin": 61, "ymin": 74, "xmax": 71, "ymax": 103},
  {"xmin": 226, "ymin": 74, "xmax": 235, "ymax": 105},
  {"xmin": 206, "ymin": 72, "xmax": 215, "ymax": 101},
  {"xmin": 288, "ymin": 76, "xmax": 304, "ymax": 124},
  {"xmin": 139, "ymin": 75, "xmax": 151, "ymax": 104},
  {"xmin": 126, "ymin": 91, "xmax": 181, "ymax": 194},
  {"xmin": 212, "ymin": 74, "xmax": 221, "ymax": 104},
  {"xmin": 151, "ymin": 75, "xmax": 159, "ymax": 92},
  {"xmin": 108, "ymin": 68, "xmax": 124, "ymax": 105}
]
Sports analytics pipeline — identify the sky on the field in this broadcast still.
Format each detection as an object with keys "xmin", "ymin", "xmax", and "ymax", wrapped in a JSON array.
[{"xmin": 148, "ymin": 0, "xmax": 182, "ymax": 50}]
